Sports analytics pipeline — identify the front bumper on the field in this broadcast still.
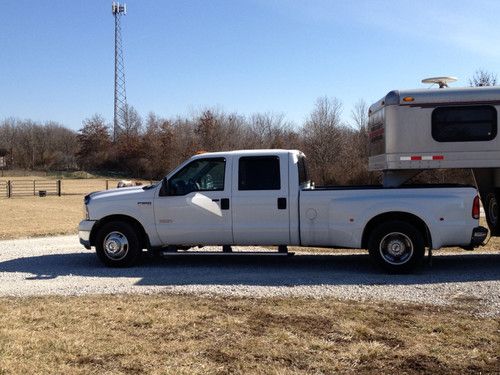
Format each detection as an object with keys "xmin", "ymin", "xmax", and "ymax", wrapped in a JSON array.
[{"xmin": 78, "ymin": 220, "xmax": 96, "ymax": 249}]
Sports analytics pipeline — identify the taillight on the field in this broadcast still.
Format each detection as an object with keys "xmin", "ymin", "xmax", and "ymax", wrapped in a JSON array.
[{"xmin": 472, "ymin": 196, "xmax": 480, "ymax": 219}]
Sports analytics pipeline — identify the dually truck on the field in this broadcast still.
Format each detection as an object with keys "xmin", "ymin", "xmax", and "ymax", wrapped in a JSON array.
[{"xmin": 79, "ymin": 149, "xmax": 486, "ymax": 273}]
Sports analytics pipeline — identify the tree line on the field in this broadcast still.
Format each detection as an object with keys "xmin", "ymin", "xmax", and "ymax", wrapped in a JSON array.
[
  {"xmin": 0, "ymin": 96, "xmax": 371, "ymax": 185},
  {"xmin": 75, "ymin": 97, "xmax": 373, "ymax": 185},
  {"xmin": 0, "ymin": 69, "xmax": 496, "ymax": 185}
]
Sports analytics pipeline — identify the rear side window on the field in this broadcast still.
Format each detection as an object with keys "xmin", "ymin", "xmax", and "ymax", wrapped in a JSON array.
[
  {"xmin": 238, "ymin": 156, "xmax": 280, "ymax": 190},
  {"xmin": 432, "ymin": 105, "xmax": 497, "ymax": 142},
  {"xmin": 297, "ymin": 155, "xmax": 309, "ymax": 185}
]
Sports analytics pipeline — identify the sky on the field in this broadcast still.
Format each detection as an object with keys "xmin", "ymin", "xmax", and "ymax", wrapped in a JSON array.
[{"xmin": 1, "ymin": 0, "xmax": 499, "ymax": 130}]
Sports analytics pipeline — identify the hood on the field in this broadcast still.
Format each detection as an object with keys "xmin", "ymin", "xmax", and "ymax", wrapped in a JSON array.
[{"xmin": 87, "ymin": 186, "xmax": 150, "ymax": 202}]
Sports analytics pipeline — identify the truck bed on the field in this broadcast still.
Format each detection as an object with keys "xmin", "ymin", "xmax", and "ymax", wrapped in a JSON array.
[{"xmin": 298, "ymin": 185, "xmax": 478, "ymax": 250}]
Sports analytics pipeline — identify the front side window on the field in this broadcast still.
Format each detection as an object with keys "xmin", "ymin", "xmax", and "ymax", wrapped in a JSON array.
[
  {"xmin": 432, "ymin": 105, "xmax": 497, "ymax": 142},
  {"xmin": 168, "ymin": 158, "xmax": 225, "ymax": 195},
  {"xmin": 238, "ymin": 156, "xmax": 280, "ymax": 190}
]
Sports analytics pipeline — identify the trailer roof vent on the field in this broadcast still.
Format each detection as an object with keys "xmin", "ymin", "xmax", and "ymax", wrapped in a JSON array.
[{"xmin": 421, "ymin": 76, "xmax": 458, "ymax": 89}]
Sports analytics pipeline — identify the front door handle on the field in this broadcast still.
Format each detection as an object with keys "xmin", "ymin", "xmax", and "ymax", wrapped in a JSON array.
[{"xmin": 221, "ymin": 198, "xmax": 230, "ymax": 210}]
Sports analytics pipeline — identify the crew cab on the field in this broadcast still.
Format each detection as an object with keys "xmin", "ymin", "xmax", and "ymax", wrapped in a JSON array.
[{"xmin": 79, "ymin": 149, "xmax": 487, "ymax": 272}]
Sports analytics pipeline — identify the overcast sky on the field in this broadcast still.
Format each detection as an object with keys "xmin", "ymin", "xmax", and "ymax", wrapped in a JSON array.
[{"xmin": 1, "ymin": 0, "xmax": 498, "ymax": 130}]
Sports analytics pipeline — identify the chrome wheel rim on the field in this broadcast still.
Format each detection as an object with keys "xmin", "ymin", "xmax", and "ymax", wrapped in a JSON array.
[
  {"xmin": 103, "ymin": 231, "xmax": 129, "ymax": 260},
  {"xmin": 379, "ymin": 232, "xmax": 414, "ymax": 265}
]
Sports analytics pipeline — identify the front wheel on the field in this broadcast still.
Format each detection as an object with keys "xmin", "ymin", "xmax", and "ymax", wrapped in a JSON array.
[
  {"xmin": 95, "ymin": 221, "xmax": 142, "ymax": 267},
  {"xmin": 368, "ymin": 221, "xmax": 425, "ymax": 273}
]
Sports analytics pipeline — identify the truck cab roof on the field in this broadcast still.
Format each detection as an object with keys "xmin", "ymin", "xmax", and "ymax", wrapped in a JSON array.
[{"xmin": 190, "ymin": 149, "xmax": 303, "ymax": 159}]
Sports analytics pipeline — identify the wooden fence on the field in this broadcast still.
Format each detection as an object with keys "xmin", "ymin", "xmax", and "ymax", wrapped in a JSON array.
[
  {"xmin": 0, "ymin": 181, "xmax": 7, "ymax": 198},
  {"xmin": 0, "ymin": 180, "xmax": 61, "ymax": 198}
]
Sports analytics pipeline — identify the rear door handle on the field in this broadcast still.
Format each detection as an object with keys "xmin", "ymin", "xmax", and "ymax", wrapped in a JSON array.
[
  {"xmin": 211, "ymin": 199, "xmax": 220, "ymax": 202},
  {"xmin": 277, "ymin": 197, "xmax": 287, "ymax": 210}
]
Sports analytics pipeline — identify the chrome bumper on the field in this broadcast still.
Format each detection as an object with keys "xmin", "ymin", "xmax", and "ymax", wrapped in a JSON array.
[{"xmin": 78, "ymin": 220, "xmax": 96, "ymax": 250}]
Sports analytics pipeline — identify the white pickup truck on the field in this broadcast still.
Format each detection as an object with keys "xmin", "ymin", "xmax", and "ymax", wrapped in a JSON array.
[{"xmin": 79, "ymin": 149, "xmax": 487, "ymax": 272}]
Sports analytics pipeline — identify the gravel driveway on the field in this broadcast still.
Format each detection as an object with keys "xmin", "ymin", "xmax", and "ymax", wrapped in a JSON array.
[{"xmin": 0, "ymin": 235, "xmax": 499, "ymax": 316}]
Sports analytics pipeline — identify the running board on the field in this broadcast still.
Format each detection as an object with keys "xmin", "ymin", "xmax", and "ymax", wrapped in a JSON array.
[{"xmin": 160, "ymin": 251, "xmax": 295, "ymax": 257}]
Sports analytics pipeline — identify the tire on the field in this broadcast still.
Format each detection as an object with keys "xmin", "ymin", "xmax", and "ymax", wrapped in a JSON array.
[
  {"xmin": 368, "ymin": 220, "xmax": 425, "ymax": 274},
  {"xmin": 484, "ymin": 192, "xmax": 500, "ymax": 235},
  {"xmin": 95, "ymin": 221, "xmax": 142, "ymax": 267}
]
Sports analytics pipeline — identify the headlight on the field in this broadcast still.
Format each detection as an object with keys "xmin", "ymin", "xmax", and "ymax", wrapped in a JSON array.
[
  {"xmin": 84, "ymin": 194, "xmax": 91, "ymax": 205},
  {"xmin": 83, "ymin": 194, "xmax": 91, "ymax": 220},
  {"xmin": 83, "ymin": 203, "xmax": 89, "ymax": 220}
]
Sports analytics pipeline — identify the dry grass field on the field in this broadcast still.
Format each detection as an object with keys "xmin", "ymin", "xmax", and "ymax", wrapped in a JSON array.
[
  {"xmin": 0, "ymin": 294, "xmax": 497, "ymax": 374},
  {"xmin": 0, "ymin": 176, "xmax": 498, "ymax": 374},
  {"xmin": 0, "ymin": 177, "xmax": 143, "ymax": 240}
]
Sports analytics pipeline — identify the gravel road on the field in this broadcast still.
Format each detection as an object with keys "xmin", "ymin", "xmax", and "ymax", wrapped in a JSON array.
[{"xmin": 0, "ymin": 235, "xmax": 499, "ymax": 316}]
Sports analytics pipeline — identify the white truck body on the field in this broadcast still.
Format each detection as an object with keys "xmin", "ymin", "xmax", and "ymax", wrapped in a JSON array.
[{"xmin": 79, "ymin": 149, "xmax": 485, "ymax": 271}]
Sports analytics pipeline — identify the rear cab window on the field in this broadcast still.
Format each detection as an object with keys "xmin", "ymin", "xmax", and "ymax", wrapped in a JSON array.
[{"xmin": 238, "ymin": 156, "xmax": 280, "ymax": 190}]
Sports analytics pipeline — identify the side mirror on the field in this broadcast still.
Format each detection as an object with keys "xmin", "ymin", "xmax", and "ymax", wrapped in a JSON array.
[{"xmin": 159, "ymin": 177, "xmax": 170, "ymax": 196}]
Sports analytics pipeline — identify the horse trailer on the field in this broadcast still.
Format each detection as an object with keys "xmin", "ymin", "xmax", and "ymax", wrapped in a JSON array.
[{"xmin": 368, "ymin": 84, "xmax": 500, "ymax": 234}]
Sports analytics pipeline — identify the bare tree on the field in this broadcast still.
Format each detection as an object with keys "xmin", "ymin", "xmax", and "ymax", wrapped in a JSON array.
[
  {"xmin": 301, "ymin": 97, "xmax": 348, "ymax": 185},
  {"xmin": 469, "ymin": 69, "xmax": 497, "ymax": 87},
  {"xmin": 249, "ymin": 113, "xmax": 295, "ymax": 149},
  {"xmin": 76, "ymin": 114, "xmax": 111, "ymax": 170},
  {"xmin": 348, "ymin": 99, "xmax": 378, "ymax": 184},
  {"xmin": 351, "ymin": 99, "xmax": 368, "ymax": 131}
]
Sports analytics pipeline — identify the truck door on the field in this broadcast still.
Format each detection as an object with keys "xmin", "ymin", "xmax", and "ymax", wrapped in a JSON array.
[
  {"xmin": 231, "ymin": 154, "xmax": 290, "ymax": 245},
  {"xmin": 154, "ymin": 157, "xmax": 233, "ymax": 245}
]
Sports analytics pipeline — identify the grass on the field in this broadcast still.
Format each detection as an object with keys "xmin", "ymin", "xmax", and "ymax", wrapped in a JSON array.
[
  {"xmin": 0, "ymin": 179, "xmax": 105, "ymax": 240},
  {"xmin": 0, "ymin": 178, "xmax": 149, "ymax": 240},
  {"xmin": 0, "ymin": 176, "xmax": 498, "ymax": 373},
  {"xmin": 0, "ymin": 294, "xmax": 497, "ymax": 374}
]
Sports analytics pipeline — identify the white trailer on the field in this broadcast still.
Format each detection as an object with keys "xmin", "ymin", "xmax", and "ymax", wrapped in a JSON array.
[{"xmin": 368, "ymin": 84, "xmax": 500, "ymax": 234}]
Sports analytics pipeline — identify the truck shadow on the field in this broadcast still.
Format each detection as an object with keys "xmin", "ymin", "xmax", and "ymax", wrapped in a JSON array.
[{"xmin": 0, "ymin": 252, "xmax": 498, "ymax": 286}]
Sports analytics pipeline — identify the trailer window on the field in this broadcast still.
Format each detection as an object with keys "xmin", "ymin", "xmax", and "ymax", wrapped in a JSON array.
[
  {"xmin": 432, "ymin": 106, "xmax": 497, "ymax": 142},
  {"xmin": 239, "ymin": 156, "xmax": 280, "ymax": 190}
]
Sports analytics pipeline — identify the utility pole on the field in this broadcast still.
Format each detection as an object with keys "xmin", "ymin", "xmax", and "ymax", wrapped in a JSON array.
[{"xmin": 112, "ymin": 2, "xmax": 128, "ymax": 142}]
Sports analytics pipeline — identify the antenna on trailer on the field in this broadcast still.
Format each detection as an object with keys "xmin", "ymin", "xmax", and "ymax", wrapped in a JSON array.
[
  {"xmin": 421, "ymin": 76, "xmax": 458, "ymax": 89},
  {"xmin": 112, "ymin": 2, "xmax": 128, "ymax": 142}
]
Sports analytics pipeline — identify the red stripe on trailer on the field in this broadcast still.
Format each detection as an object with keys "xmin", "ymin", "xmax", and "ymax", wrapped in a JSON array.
[
  {"xmin": 411, "ymin": 156, "xmax": 422, "ymax": 160},
  {"xmin": 432, "ymin": 155, "xmax": 444, "ymax": 160}
]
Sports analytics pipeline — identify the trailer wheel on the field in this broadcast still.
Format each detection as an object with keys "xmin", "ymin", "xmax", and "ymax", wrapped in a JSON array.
[
  {"xmin": 95, "ymin": 221, "xmax": 142, "ymax": 267},
  {"xmin": 368, "ymin": 221, "xmax": 425, "ymax": 273},
  {"xmin": 484, "ymin": 193, "xmax": 499, "ymax": 234}
]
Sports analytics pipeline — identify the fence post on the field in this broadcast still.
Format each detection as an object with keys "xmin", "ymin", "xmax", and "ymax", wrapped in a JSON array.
[
  {"xmin": 7, "ymin": 180, "xmax": 11, "ymax": 198},
  {"xmin": 33, "ymin": 180, "xmax": 36, "ymax": 196},
  {"xmin": 106, "ymin": 180, "xmax": 109, "ymax": 190},
  {"xmin": 57, "ymin": 179, "xmax": 61, "ymax": 196}
]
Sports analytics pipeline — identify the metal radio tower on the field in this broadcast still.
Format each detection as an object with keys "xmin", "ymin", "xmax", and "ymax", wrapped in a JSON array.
[{"xmin": 112, "ymin": 2, "xmax": 128, "ymax": 142}]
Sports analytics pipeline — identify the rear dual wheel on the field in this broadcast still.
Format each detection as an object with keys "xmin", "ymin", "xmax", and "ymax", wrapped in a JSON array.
[
  {"xmin": 368, "ymin": 221, "xmax": 425, "ymax": 273},
  {"xmin": 484, "ymin": 192, "xmax": 499, "ymax": 235}
]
